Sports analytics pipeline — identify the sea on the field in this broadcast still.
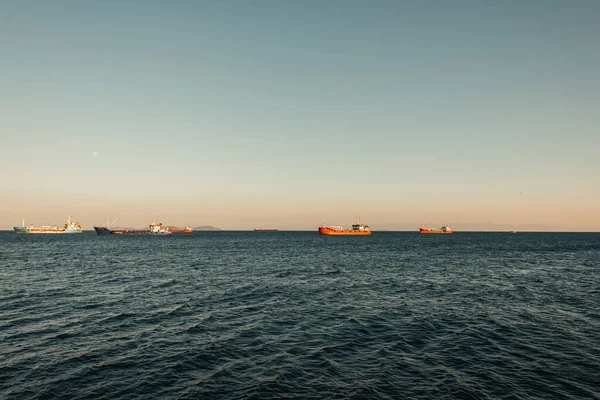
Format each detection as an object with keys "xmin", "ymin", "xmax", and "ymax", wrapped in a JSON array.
[{"xmin": 1, "ymin": 231, "xmax": 598, "ymax": 399}]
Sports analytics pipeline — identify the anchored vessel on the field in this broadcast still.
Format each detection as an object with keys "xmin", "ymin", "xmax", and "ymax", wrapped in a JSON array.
[
  {"xmin": 169, "ymin": 225, "xmax": 193, "ymax": 233},
  {"xmin": 14, "ymin": 217, "xmax": 82, "ymax": 234},
  {"xmin": 319, "ymin": 217, "xmax": 371, "ymax": 236},
  {"xmin": 254, "ymin": 228, "xmax": 280, "ymax": 232},
  {"xmin": 419, "ymin": 225, "xmax": 452, "ymax": 234},
  {"xmin": 94, "ymin": 219, "xmax": 172, "ymax": 235}
]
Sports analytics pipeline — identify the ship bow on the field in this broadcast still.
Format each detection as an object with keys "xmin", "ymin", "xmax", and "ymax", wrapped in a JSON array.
[{"xmin": 94, "ymin": 226, "xmax": 112, "ymax": 235}]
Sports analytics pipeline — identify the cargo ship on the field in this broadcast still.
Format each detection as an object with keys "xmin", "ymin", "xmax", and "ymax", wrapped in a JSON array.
[
  {"xmin": 319, "ymin": 217, "xmax": 371, "ymax": 236},
  {"xmin": 419, "ymin": 225, "xmax": 452, "ymax": 234},
  {"xmin": 14, "ymin": 217, "xmax": 82, "ymax": 234},
  {"xmin": 169, "ymin": 225, "xmax": 193, "ymax": 233},
  {"xmin": 254, "ymin": 228, "xmax": 279, "ymax": 232},
  {"xmin": 94, "ymin": 219, "xmax": 172, "ymax": 236}
]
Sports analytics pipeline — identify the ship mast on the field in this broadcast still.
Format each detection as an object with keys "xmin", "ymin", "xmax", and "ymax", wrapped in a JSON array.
[{"xmin": 106, "ymin": 217, "xmax": 118, "ymax": 229}]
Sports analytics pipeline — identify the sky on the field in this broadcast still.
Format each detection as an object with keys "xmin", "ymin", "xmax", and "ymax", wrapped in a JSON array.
[{"xmin": 1, "ymin": 0, "xmax": 599, "ymax": 231}]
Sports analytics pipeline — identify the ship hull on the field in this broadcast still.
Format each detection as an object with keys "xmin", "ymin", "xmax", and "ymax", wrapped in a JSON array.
[{"xmin": 319, "ymin": 227, "xmax": 371, "ymax": 236}]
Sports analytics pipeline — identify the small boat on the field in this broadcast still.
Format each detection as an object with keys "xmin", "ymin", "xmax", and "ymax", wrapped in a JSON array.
[
  {"xmin": 14, "ymin": 217, "xmax": 82, "ymax": 234},
  {"xmin": 94, "ymin": 218, "xmax": 172, "ymax": 236},
  {"xmin": 419, "ymin": 225, "xmax": 452, "ymax": 234},
  {"xmin": 319, "ymin": 217, "xmax": 371, "ymax": 236}
]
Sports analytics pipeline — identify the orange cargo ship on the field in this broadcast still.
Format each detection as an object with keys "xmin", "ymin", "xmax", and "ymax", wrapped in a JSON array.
[
  {"xmin": 169, "ymin": 225, "xmax": 193, "ymax": 233},
  {"xmin": 419, "ymin": 225, "xmax": 452, "ymax": 234},
  {"xmin": 319, "ymin": 217, "xmax": 372, "ymax": 236}
]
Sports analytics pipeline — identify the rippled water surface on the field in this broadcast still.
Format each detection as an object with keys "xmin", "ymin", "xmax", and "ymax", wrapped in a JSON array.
[{"xmin": 1, "ymin": 231, "xmax": 599, "ymax": 399}]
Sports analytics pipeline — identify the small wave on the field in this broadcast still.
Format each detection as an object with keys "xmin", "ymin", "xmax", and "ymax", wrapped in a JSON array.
[
  {"xmin": 151, "ymin": 278, "xmax": 179, "ymax": 289},
  {"xmin": 1, "ymin": 231, "xmax": 599, "ymax": 399},
  {"xmin": 98, "ymin": 312, "xmax": 138, "ymax": 324}
]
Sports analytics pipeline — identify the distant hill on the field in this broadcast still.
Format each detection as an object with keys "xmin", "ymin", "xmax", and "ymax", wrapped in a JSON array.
[{"xmin": 192, "ymin": 225, "xmax": 222, "ymax": 231}]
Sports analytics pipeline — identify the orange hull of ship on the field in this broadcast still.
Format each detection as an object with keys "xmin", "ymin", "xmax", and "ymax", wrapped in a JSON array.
[
  {"xmin": 419, "ymin": 228, "xmax": 452, "ymax": 234},
  {"xmin": 319, "ymin": 227, "xmax": 372, "ymax": 235}
]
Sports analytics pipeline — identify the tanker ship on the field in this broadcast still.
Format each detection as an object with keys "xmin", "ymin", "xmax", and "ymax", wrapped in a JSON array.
[
  {"xmin": 169, "ymin": 225, "xmax": 193, "ymax": 233},
  {"xmin": 94, "ymin": 219, "xmax": 172, "ymax": 236},
  {"xmin": 319, "ymin": 217, "xmax": 371, "ymax": 236},
  {"xmin": 419, "ymin": 225, "xmax": 452, "ymax": 234},
  {"xmin": 14, "ymin": 217, "xmax": 82, "ymax": 234}
]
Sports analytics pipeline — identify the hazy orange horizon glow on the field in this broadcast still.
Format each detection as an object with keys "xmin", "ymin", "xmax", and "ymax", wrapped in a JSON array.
[{"xmin": 2, "ymin": 188, "xmax": 599, "ymax": 231}]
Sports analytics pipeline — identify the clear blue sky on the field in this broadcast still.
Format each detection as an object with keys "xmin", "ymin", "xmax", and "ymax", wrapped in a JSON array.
[{"xmin": 1, "ymin": 0, "xmax": 599, "ymax": 230}]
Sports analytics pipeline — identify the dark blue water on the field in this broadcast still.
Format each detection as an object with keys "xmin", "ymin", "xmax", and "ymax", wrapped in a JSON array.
[{"xmin": 1, "ymin": 231, "xmax": 599, "ymax": 399}]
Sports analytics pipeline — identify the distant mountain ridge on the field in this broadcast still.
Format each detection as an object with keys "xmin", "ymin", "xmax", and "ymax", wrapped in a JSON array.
[{"xmin": 192, "ymin": 225, "xmax": 221, "ymax": 231}]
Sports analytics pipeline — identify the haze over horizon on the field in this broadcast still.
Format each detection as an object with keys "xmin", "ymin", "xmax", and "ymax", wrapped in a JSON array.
[{"xmin": 1, "ymin": 1, "xmax": 599, "ymax": 231}]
